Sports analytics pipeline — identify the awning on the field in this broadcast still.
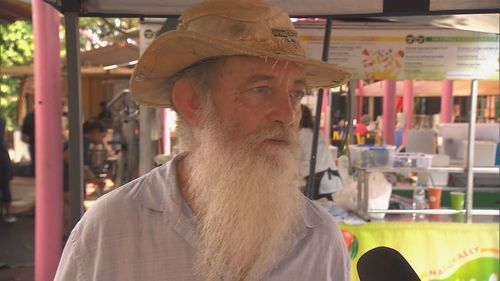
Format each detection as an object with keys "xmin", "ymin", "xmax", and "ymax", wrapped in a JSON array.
[
  {"xmin": 359, "ymin": 80, "xmax": 500, "ymax": 97},
  {"xmin": 0, "ymin": 65, "xmax": 133, "ymax": 77},
  {"xmin": 45, "ymin": 0, "xmax": 500, "ymax": 18}
]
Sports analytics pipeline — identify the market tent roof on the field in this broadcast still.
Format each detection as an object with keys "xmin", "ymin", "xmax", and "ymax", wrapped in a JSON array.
[
  {"xmin": 81, "ymin": 43, "xmax": 139, "ymax": 67},
  {"xmin": 46, "ymin": 0, "xmax": 500, "ymax": 18},
  {"xmin": 0, "ymin": 65, "xmax": 133, "ymax": 77},
  {"xmin": 359, "ymin": 80, "xmax": 500, "ymax": 97},
  {"xmin": 0, "ymin": 44, "xmax": 138, "ymax": 77}
]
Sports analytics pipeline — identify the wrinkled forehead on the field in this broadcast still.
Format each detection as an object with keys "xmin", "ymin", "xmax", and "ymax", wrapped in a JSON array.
[{"xmin": 219, "ymin": 55, "xmax": 306, "ymax": 83}]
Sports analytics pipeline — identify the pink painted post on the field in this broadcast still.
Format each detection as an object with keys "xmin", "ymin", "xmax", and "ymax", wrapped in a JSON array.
[
  {"xmin": 441, "ymin": 80, "xmax": 454, "ymax": 123},
  {"xmin": 356, "ymin": 80, "xmax": 364, "ymax": 121},
  {"xmin": 321, "ymin": 90, "xmax": 328, "ymax": 136},
  {"xmin": 402, "ymin": 80, "xmax": 414, "ymax": 146},
  {"xmin": 32, "ymin": 1, "xmax": 62, "ymax": 280},
  {"xmin": 382, "ymin": 80, "xmax": 396, "ymax": 145},
  {"xmin": 163, "ymin": 109, "xmax": 171, "ymax": 155}
]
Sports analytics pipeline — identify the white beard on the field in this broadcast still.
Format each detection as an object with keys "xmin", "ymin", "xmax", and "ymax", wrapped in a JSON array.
[{"xmin": 186, "ymin": 110, "xmax": 305, "ymax": 281}]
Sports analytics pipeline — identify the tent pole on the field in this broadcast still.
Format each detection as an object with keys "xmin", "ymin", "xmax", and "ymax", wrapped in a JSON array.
[
  {"xmin": 348, "ymin": 80, "xmax": 356, "ymax": 145},
  {"xmin": 64, "ymin": 12, "xmax": 84, "ymax": 228},
  {"xmin": 441, "ymin": 80, "xmax": 454, "ymax": 123},
  {"xmin": 402, "ymin": 80, "xmax": 414, "ymax": 146},
  {"xmin": 465, "ymin": 80, "xmax": 478, "ymax": 223},
  {"xmin": 306, "ymin": 17, "xmax": 332, "ymax": 199},
  {"xmin": 382, "ymin": 80, "xmax": 396, "ymax": 145},
  {"xmin": 33, "ymin": 1, "xmax": 63, "ymax": 279}
]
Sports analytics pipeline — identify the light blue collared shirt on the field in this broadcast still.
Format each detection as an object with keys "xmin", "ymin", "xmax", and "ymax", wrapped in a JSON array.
[{"xmin": 55, "ymin": 155, "xmax": 350, "ymax": 281}]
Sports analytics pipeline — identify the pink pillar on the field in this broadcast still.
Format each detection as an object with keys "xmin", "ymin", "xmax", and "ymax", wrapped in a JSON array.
[
  {"xmin": 163, "ymin": 109, "xmax": 171, "ymax": 155},
  {"xmin": 382, "ymin": 80, "xmax": 396, "ymax": 145},
  {"xmin": 32, "ymin": 1, "xmax": 62, "ymax": 280},
  {"xmin": 356, "ymin": 80, "xmax": 364, "ymax": 121},
  {"xmin": 441, "ymin": 80, "xmax": 454, "ymax": 123},
  {"xmin": 402, "ymin": 80, "xmax": 414, "ymax": 146},
  {"xmin": 320, "ymin": 90, "xmax": 328, "ymax": 136}
]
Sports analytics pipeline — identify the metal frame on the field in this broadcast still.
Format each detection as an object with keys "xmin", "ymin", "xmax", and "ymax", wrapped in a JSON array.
[
  {"xmin": 355, "ymin": 166, "xmax": 499, "ymax": 221},
  {"xmin": 64, "ymin": 11, "xmax": 84, "ymax": 229},
  {"xmin": 306, "ymin": 18, "xmax": 332, "ymax": 199},
  {"xmin": 465, "ymin": 80, "xmax": 479, "ymax": 222}
]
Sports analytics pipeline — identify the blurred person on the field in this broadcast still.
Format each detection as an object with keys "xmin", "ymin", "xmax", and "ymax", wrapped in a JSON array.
[
  {"xmin": 299, "ymin": 105, "xmax": 342, "ymax": 201},
  {"xmin": 0, "ymin": 118, "xmax": 16, "ymax": 223},
  {"xmin": 21, "ymin": 110, "xmax": 35, "ymax": 176},
  {"xmin": 55, "ymin": 1, "xmax": 351, "ymax": 280},
  {"xmin": 63, "ymin": 120, "xmax": 106, "ymax": 198},
  {"xmin": 354, "ymin": 114, "xmax": 371, "ymax": 136},
  {"xmin": 62, "ymin": 120, "xmax": 106, "ymax": 234}
]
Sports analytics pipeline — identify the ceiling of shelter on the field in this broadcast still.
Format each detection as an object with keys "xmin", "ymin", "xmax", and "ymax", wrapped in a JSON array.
[
  {"xmin": 55, "ymin": 0, "xmax": 499, "ymax": 18},
  {"xmin": 378, "ymin": 14, "xmax": 499, "ymax": 34},
  {"xmin": 80, "ymin": 43, "xmax": 138, "ymax": 67},
  {"xmin": 2, "ymin": 0, "xmax": 498, "ymax": 34},
  {"xmin": 0, "ymin": 43, "xmax": 138, "ymax": 76}
]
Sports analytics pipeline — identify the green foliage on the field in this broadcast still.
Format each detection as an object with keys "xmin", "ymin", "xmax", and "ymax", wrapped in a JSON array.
[
  {"xmin": 0, "ymin": 18, "xmax": 138, "ymax": 130},
  {"xmin": 0, "ymin": 21, "xmax": 34, "ymax": 130},
  {"xmin": 0, "ymin": 21, "xmax": 34, "ymax": 67},
  {"xmin": 77, "ymin": 17, "xmax": 138, "ymax": 50}
]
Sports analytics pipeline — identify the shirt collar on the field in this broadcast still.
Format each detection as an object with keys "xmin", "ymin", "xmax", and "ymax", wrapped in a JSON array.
[
  {"xmin": 133, "ymin": 153, "xmax": 324, "ymax": 245},
  {"xmin": 132, "ymin": 153, "xmax": 199, "ymax": 247}
]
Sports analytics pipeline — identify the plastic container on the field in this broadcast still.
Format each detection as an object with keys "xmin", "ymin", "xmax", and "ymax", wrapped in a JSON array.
[
  {"xmin": 349, "ymin": 145, "xmax": 395, "ymax": 168},
  {"xmin": 457, "ymin": 140, "xmax": 497, "ymax": 167},
  {"xmin": 349, "ymin": 145, "xmax": 371, "ymax": 168},
  {"xmin": 370, "ymin": 146, "xmax": 395, "ymax": 167},
  {"xmin": 393, "ymin": 153, "xmax": 433, "ymax": 168}
]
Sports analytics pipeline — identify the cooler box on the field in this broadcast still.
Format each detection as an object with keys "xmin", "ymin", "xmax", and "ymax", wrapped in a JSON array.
[{"xmin": 457, "ymin": 141, "xmax": 498, "ymax": 167}]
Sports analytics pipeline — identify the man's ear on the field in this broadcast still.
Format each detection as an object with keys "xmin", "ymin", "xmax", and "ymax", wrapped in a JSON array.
[{"xmin": 171, "ymin": 78, "xmax": 201, "ymax": 126}]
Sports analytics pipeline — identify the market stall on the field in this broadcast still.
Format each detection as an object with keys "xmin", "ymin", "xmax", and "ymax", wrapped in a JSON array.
[{"xmin": 298, "ymin": 17, "xmax": 499, "ymax": 281}]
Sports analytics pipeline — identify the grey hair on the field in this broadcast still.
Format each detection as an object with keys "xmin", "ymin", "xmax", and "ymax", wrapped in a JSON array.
[{"xmin": 167, "ymin": 57, "xmax": 227, "ymax": 152}]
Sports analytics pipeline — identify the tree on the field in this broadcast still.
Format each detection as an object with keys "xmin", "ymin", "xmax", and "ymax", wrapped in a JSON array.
[
  {"xmin": 0, "ymin": 17, "xmax": 138, "ymax": 131},
  {"xmin": 0, "ymin": 21, "xmax": 34, "ymax": 130}
]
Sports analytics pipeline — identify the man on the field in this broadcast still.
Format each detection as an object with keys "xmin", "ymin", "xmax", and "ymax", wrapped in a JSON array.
[
  {"xmin": 63, "ymin": 120, "xmax": 107, "ymax": 197},
  {"xmin": 63, "ymin": 121, "xmax": 106, "ymax": 234},
  {"xmin": 55, "ymin": 0, "xmax": 351, "ymax": 280}
]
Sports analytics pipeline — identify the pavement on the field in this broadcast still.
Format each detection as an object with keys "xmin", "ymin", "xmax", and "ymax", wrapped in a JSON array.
[{"xmin": 0, "ymin": 177, "xmax": 35, "ymax": 281}]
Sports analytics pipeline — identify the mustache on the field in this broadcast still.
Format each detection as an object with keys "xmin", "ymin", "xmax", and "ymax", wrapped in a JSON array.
[{"xmin": 245, "ymin": 124, "xmax": 298, "ymax": 147}]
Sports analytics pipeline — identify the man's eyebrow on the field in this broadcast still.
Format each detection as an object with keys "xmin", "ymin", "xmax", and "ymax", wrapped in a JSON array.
[
  {"xmin": 294, "ymin": 79, "xmax": 307, "ymax": 86},
  {"xmin": 245, "ymin": 75, "xmax": 307, "ymax": 86}
]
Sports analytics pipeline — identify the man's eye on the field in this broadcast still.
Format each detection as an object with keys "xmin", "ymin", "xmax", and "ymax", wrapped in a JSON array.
[
  {"xmin": 290, "ymin": 90, "xmax": 305, "ymax": 100},
  {"xmin": 253, "ymin": 86, "xmax": 271, "ymax": 95}
]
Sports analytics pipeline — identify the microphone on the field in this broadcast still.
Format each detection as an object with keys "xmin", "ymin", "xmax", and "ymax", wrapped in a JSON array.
[{"xmin": 357, "ymin": 246, "xmax": 421, "ymax": 281}]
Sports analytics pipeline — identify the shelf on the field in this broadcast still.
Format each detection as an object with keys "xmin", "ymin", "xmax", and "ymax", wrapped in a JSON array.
[
  {"xmin": 361, "ymin": 166, "xmax": 499, "ymax": 174},
  {"xmin": 368, "ymin": 209, "xmax": 499, "ymax": 216},
  {"xmin": 354, "ymin": 166, "xmax": 500, "ymax": 221},
  {"xmin": 392, "ymin": 186, "xmax": 500, "ymax": 192}
]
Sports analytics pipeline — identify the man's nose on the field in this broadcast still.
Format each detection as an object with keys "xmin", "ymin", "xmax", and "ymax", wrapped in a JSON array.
[{"xmin": 268, "ymin": 90, "xmax": 297, "ymax": 126}]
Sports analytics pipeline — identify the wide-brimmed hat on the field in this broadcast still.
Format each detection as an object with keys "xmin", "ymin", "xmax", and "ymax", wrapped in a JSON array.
[{"xmin": 130, "ymin": 0, "xmax": 351, "ymax": 107}]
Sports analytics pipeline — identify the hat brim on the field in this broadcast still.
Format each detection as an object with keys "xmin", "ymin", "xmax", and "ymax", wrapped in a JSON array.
[{"xmin": 130, "ymin": 30, "xmax": 352, "ymax": 107}]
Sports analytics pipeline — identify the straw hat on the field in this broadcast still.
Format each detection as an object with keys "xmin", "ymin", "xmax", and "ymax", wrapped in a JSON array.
[{"xmin": 130, "ymin": 0, "xmax": 351, "ymax": 107}]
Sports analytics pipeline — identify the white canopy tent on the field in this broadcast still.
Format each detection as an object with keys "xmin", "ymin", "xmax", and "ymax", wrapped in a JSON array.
[{"xmin": 45, "ymin": 0, "xmax": 500, "ymax": 18}]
